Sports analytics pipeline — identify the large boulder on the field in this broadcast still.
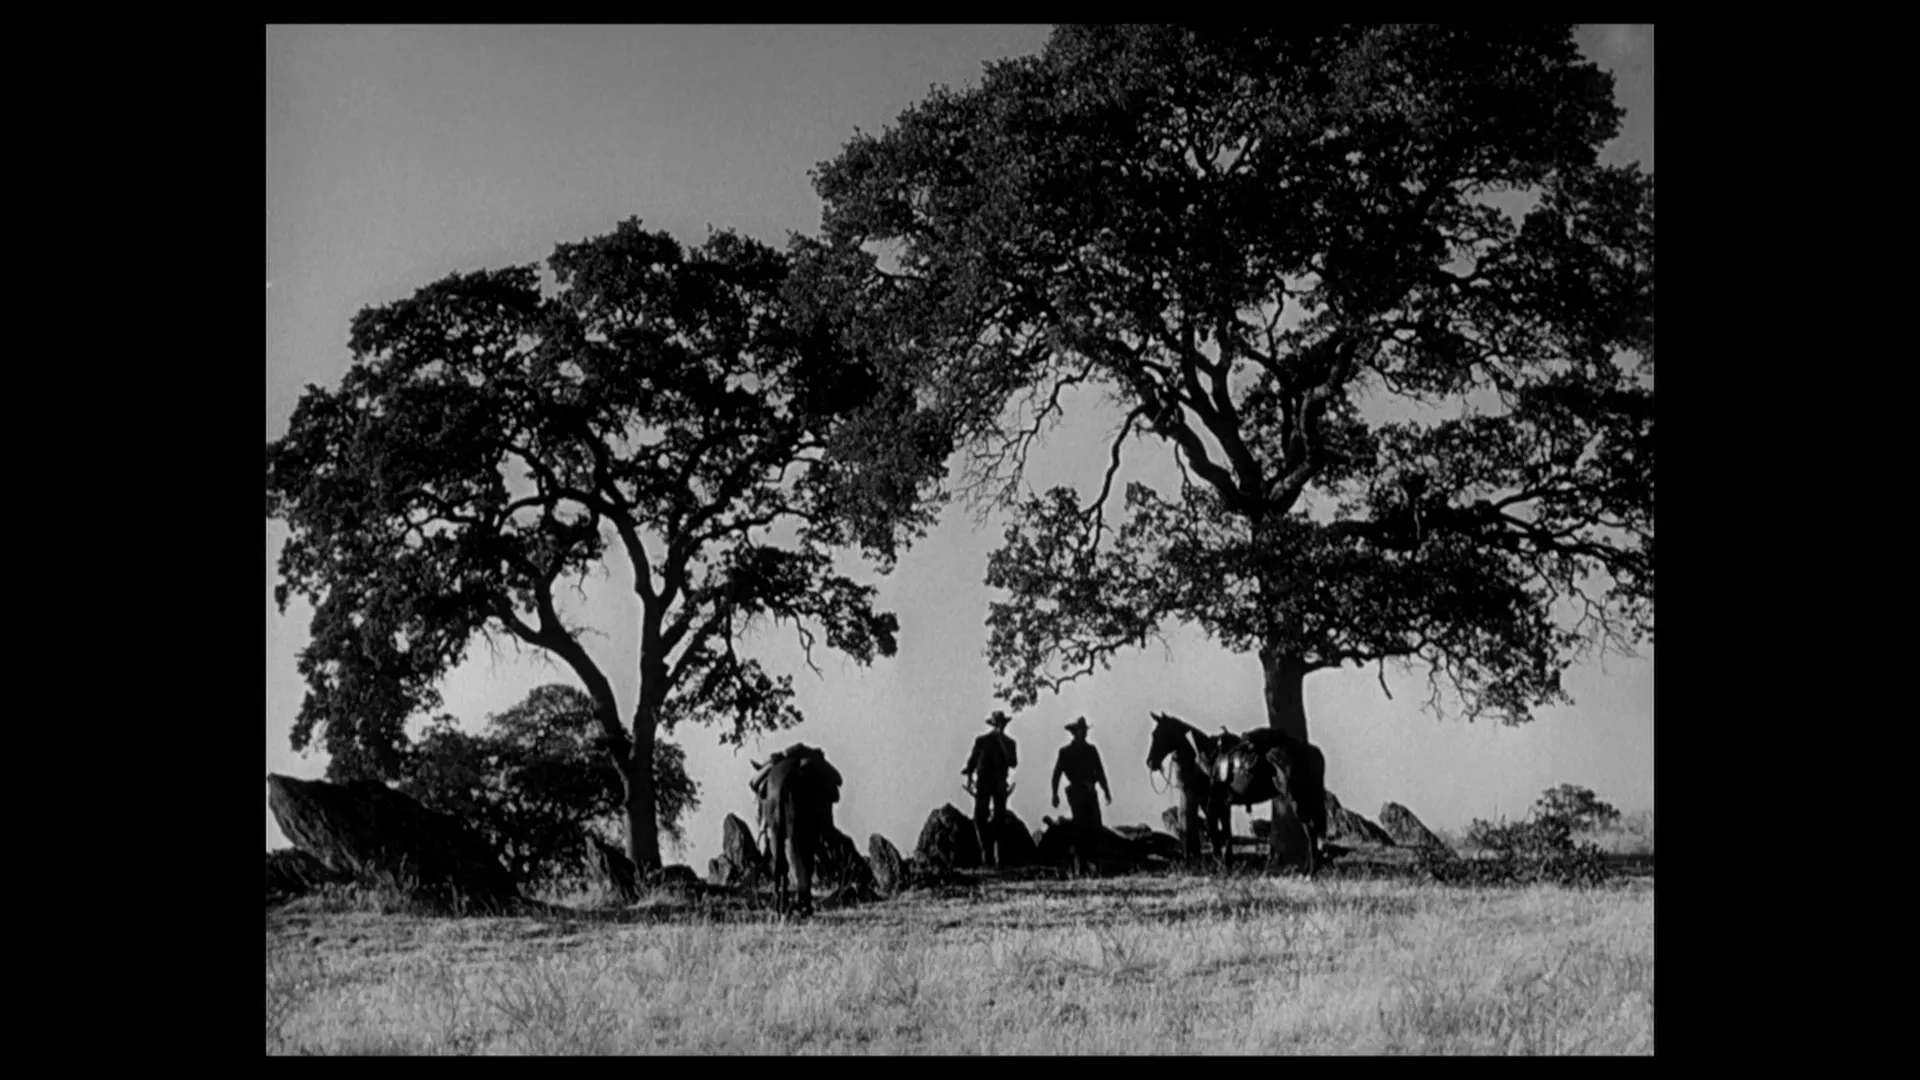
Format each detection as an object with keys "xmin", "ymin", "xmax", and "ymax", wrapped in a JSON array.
[
  {"xmin": 815, "ymin": 825, "xmax": 877, "ymax": 893},
  {"xmin": 914, "ymin": 804, "xmax": 982, "ymax": 871},
  {"xmin": 266, "ymin": 847, "xmax": 352, "ymax": 902},
  {"xmin": 1326, "ymin": 790, "xmax": 1395, "ymax": 847},
  {"xmin": 266, "ymin": 774, "xmax": 520, "ymax": 910},
  {"xmin": 589, "ymin": 835, "xmax": 640, "ymax": 902},
  {"xmin": 1379, "ymin": 801, "xmax": 1450, "ymax": 851},
  {"xmin": 869, "ymin": 833, "xmax": 908, "ymax": 896},
  {"xmin": 714, "ymin": 812, "xmax": 768, "ymax": 886}
]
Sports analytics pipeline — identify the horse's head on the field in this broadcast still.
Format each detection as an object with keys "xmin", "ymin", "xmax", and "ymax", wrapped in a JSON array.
[{"xmin": 1146, "ymin": 712, "xmax": 1187, "ymax": 772}]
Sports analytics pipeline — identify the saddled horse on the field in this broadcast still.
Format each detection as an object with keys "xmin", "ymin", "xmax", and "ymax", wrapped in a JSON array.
[
  {"xmin": 749, "ymin": 744, "xmax": 843, "ymax": 918},
  {"xmin": 1147, "ymin": 711, "xmax": 1328, "ymax": 876},
  {"xmin": 1146, "ymin": 712, "xmax": 1231, "ymax": 863}
]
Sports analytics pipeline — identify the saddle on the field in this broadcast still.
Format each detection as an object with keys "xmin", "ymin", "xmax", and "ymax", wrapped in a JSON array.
[{"xmin": 1210, "ymin": 728, "xmax": 1298, "ymax": 787}]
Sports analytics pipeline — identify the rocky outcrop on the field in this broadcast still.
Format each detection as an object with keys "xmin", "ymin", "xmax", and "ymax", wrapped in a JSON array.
[
  {"xmin": 815, "ymin": 825, "xmax": 877, "ymax": 893},
  {"xmin": 589, "ymin": 835, "xmax": 639, "ymax": 902},
  {"xmin": 869, "ymin": 833, "xmax": 908, "ymax": 895},
  {"xmin": 914, "ymin": 804, "xmax": 982, "ymax": 871},
  {"xmin": 266, "ymin": 774, "xmax": 520, "ymax": 911},
  {"xmin": 1325, "ymin": 790, "xmax": 1396, "ymax": 847},
  {"xmin": 709, "ymin": 812, "xmax": 769, "ymax": 886},
  {"xmin": 266, "ymin": 847, "xmax": 351, "ymax": 902},
  {"xmin": 1161, "ymin": 806, "xmax": 1185, "ymax": 835},
  {"xmin": 1379, "ymin": 802, "xmax": 1450, "ymax": 851}
]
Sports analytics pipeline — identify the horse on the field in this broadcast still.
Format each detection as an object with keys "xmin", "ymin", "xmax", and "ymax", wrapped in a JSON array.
[
  {"xmin": 750, "ymin": 745, "xmax": 843, "ymax": 918},
  {"xmin": 1148, "ymin": 711, "xmax": 1328, "ymax": 876},
  {"xmin": 1146, "ymin": 712, "xmax": 1231, "ymax": 864}
]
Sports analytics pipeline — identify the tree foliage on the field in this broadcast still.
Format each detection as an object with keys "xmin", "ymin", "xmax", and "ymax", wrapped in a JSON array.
[
  {"xmin": 1530, "ymin": 782, "xmax": 1622, "ymax": 833},
  {"xmin": 267, "ymin": 219, "xmax": 947, "ymax": 867},
  {"xmin": 399, "ymin": 684, "xmax": 700, "ymax": 889},
  {"xmin": 805, "ymin": 25, "xmax": 1653, "ymax": 727}
]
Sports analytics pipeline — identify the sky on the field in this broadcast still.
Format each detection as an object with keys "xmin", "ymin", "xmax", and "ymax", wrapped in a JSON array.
[{"xmin": 266, "ymin": 25, "xmax": 1655, "ymax": 870}]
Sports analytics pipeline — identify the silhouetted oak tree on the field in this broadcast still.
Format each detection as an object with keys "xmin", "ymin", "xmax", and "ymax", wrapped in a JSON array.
[
  {"xmin": 806, "ymin": 27, "xmax": 1652, "ymax": 794},
  {"xmin": 268, "ymin": 220, "xmax": 947, "ymax": 870}
]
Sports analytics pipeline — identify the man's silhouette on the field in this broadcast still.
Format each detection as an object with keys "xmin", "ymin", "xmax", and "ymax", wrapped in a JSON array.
[{"xmin": 1052, "ymin": 717, "xmax": 1111, "ymax": 828}]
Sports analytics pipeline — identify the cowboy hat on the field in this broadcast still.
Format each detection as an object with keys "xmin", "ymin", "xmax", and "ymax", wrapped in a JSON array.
[
  {"xmin": 986, "ymin": 710, "xmax": 1013, "ymax": 728},
  {"xmin": 1064, "ymin": 717, "xmax": 1090, "ymax": 734}
]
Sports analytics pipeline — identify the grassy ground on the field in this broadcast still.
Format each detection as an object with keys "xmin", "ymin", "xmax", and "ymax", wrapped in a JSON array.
[{"xmin": 266, "ymin": 864, "xmax": 1652, "ymax": 1055}]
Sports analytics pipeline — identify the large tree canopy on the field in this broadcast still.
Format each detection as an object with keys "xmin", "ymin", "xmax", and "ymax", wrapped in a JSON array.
[
  {"xmin": 805, "ymin": 25, "xmax": 1653, "ymax": 754},
  {"xmin": 267, "ymin": 219, "xmax": 948, "ymax": 869}
]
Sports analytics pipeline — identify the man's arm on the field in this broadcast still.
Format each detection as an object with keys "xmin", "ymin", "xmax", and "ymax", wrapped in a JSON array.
[
  {"xmin": 1094, "ymin": 748, "xmax": 1112, "ymax": 801},
  {"xmin": 963, "ymin": 739, "xmax": 980, "ymax": 775},
  {"xmin": 1052, "ymin": 751, "xmax": 1066, "ymax": 804}
]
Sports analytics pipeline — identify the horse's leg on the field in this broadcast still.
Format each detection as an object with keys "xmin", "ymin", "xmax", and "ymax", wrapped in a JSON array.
[
  {"xmin": 791, "ymin": 825, "xmax": 813, "ymax": 918},
  {"xmin": 771, "ymin": 821, "xmax": 789, "ymax": 917}
]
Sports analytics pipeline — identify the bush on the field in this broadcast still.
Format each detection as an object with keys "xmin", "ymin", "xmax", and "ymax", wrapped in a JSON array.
[
  {"xmin": 1423, "ymin": 785, "xmax": 1621, "ymax": 888},
  {"xmin": 397, "ymin": 684, "xmax": 699, "ymax": 894}
]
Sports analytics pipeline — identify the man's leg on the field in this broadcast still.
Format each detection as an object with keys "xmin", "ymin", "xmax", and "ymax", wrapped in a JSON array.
[{"xmin": 974, "ymin": 788, "xmax": 996, "ymax": 867}]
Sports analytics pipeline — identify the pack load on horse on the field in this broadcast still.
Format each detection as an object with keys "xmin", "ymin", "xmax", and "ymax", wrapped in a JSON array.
[{"xmin": 749, "ymin": 743, "xmax": 843, "ymax": 917}]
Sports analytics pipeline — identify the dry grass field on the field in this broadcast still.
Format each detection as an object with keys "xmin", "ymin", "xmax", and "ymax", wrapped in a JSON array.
[{"xmin": 266, "ymin": 856, "xmax": 1653, "ymax": 1055}]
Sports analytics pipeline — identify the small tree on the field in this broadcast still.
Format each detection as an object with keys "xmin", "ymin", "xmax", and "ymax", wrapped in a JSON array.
[
  {"xmin": 1532, "ymin": 783, "xmax": 1621, "ymax": 833},
  {"xmin": 399, "ymin": 684, "xmax": 700, "ymax": 891},
  {"xmin": 267, "ymin": 220, "xmax": 946, "ymax": 871}
]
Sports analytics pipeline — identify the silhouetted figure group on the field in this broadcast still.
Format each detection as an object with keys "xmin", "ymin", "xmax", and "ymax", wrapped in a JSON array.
[
  {"xmin": 750, "ymin": 706, "xmax": 1323, "ymax": 918},
  {"xmin": 958, "ymin": 710, "xmax": 1113, "ymax": 866}
]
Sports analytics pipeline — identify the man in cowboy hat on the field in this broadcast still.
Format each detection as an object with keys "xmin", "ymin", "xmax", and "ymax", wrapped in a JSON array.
[
  {"xmin": 1052, "ymin": 717, "xmax": 1111, "ymax": 828},
  {"xmin": 962, "ymin": 710, "xmax": 1019, "ymax": 868}
]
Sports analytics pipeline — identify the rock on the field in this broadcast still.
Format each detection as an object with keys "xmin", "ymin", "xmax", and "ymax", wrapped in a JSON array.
[
  {"xmin": 985, "ymin": 807, "xmax": 1039, "ymax": 868},
  {"xmin": 914, "ymin": 804, "xmax": 982, "ymax": 871},
  {"xmin": 1130, "ymin": 828, "xmax": 1186, "ymax": 862},
  {"xmin": 869, "ymin": 833, "xmax": 908, "ymax": 895},
  {"xmin": 1161, "ymin": 806, "xmax": 1185, "ymax": 834},
  {"xmin": 815, "ymin": 825, "xmax": 877, "ymax": 893},
  {"xmin": 1325, "ymin": 790, "xmax": 1395, "ymax": 847},
  {"xmin": 719, "ymin": 812, "xmax": 768, "ymax": 885},
  {"xmin": 647, "ymin": 864, "xmax": 702, "ymax": 891},
  {"xmin": 266, "ymin": 774, "xmax": 520, "ymax": 911},
  {"xmin": 707, "ymin": 857, "xmax": 734, "ymax": 886},
  {"xmin": 1034, "ymin": 817, "xmax": 1163, "ymax": 873},
  {"xmin": 1379, "ymin": 801, "xmax": 1450, "ymax": 851},
  {"xmin": 588, "ymin": 835, "xmax": 639, "ymax": 902},
  {"xmin": 266, "ymin": 847, "xmax": 351, "ymax": 902}
]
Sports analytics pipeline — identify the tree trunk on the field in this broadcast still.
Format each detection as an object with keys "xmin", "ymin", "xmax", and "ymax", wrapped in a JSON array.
[
  {"xmin": 622, "ymin": 715, "xmax": 662, "ymax": 873},
  {"xmin": 1259, "ymin": 641, "xmax": 1313, "ymax": 869},
  {"xmin": 1260, "ymin": 643, "xmax": 1310, "ymax": 743}
]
